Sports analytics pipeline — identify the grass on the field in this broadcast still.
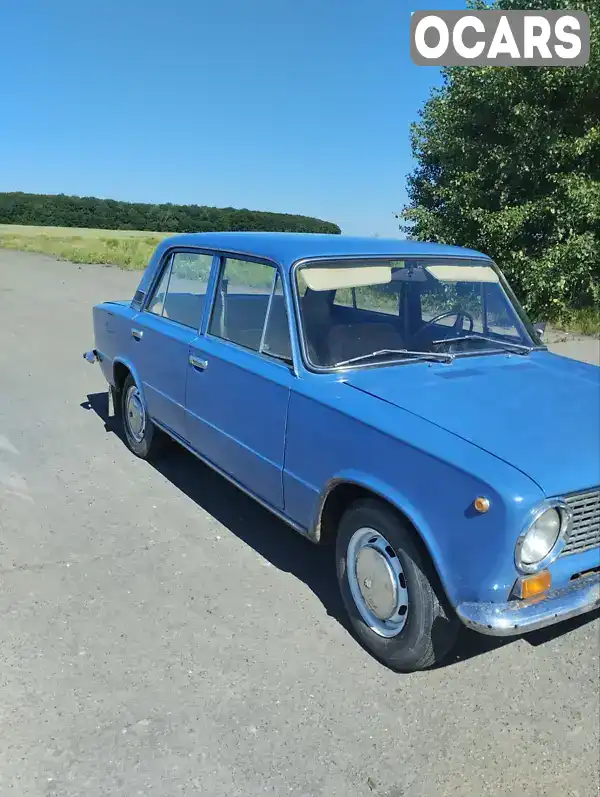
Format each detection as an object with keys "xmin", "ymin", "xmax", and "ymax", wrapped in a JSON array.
[
  {"xmin": 554, "ymin": 307, "xmax": 600, "ymax": 337},
  {"xmin": 0, "ymin": 224, "xmax": 171, "ymax": 269}
]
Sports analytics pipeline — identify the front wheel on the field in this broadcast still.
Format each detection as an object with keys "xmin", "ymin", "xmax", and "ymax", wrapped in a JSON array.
[
  {"xmin": 120, "ymin": 373, "xmax": 164, "ymax": 459},
  {"xmin": 336, "ymin": 499, "xmax": 459, "ymax": 672}
]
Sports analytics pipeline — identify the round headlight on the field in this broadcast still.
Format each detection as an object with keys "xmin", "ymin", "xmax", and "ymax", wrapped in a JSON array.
[{"xmin": 519, "ymin": 508, "xmax": 562, "ymax": 566}]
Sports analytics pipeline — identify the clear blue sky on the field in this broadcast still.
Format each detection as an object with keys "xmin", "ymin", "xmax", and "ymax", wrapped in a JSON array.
[{"xmin": 1, "ymin": 0, "xmax": 466, "ymax": 237}]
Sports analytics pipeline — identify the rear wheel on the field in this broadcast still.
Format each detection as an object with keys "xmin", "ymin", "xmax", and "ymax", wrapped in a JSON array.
[
  {"xmin": 336, "ymin": 499, "xmax": 459, "ymax": 672},
  {"xmin": 120, "ymin": 373, "xmax": 164, "ymax": 459}
]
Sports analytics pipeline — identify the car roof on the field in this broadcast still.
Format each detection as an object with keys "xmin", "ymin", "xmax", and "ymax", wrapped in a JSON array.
[{"xmin": 161, "ymin": 232, "xmax": 489, "ymax": 269}]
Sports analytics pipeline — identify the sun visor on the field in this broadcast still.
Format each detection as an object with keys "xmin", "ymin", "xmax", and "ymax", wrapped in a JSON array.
[
  {"xmin": 425, "ymin": 264, "xmax": 499, "ymax": 283},
  {"xmin": 300, "ymin": 265, "xmax": 392, "ymax": 292}
]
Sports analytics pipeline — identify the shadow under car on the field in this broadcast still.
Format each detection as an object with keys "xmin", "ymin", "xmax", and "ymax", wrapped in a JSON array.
[{"xmin": 81, "ymin": 390, "xmax": 600, "ymax": 671}]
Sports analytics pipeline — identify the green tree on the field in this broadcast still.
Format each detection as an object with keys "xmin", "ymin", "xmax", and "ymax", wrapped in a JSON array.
[{"xmin": 403, "ymin": 0, "xmax": 599, "ymax": 323}]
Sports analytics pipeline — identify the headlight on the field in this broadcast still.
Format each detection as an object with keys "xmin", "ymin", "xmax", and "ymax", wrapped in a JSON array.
[
  {"xmin": 516, "ymin": 502, "xmax": 570, "ymax": 573},
  {"xmin": 521, "ymin": 509, "xmax": 560, "ymax": 563}
]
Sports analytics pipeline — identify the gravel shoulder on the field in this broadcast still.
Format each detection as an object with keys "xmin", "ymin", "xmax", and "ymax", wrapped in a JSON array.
[
  {"xmin": 0, "ymin": 250, "xmax": 598, "ymax": 797},
  {"xmin": 545, "ymin": 327, "xmax": 599, "ymax": 366}
]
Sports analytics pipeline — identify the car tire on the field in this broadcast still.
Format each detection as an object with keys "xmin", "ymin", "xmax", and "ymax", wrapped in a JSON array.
[
  {"xmin": 120, "ymin": 373, "xmax": 164, "ymax": 460},
  {"xmin": 336, "ymin": 499, "xmax": 459, "ymax": 672}
]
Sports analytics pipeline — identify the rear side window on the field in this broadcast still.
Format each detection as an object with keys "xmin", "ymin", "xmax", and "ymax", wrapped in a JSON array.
[
  {"xmin": 209, "ymin": 257, "xmax": 292, "ymax": 361},
  {"xmin": 131, "ymin": 289, "xmax": 146, "ymax": 310},
  {"xmin": 147, "ymin": 252, "xmax": 213, "ymax": 329}
]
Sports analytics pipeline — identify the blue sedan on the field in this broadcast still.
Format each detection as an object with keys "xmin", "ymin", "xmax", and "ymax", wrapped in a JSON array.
[{"xmin": 85, "ymin": 232, "xmax": 600, "ymax": 671}]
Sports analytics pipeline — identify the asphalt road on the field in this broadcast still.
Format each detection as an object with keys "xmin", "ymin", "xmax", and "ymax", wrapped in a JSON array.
[{"xmin": 0, "ymin": 249, "xmax": 598, "ymax": 797}]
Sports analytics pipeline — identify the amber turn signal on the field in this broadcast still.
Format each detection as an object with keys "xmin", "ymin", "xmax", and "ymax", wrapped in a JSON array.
[
  {"xmin": 474, "ymin": 496, "xmax": 490, "ymax": 513},
  {"xmin": 517, "ymin": 570, "xmax": 552, "ymax": 599}
]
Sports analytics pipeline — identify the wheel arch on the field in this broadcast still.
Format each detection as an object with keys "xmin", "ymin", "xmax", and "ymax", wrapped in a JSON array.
[
  {"xmin": 113, "ymin": 360, "xmax": 131, "ymax": 392},
  {"xmin": 112, "ymin": 357, "xmax": 145, "ymax": 401},
  {"xmin": 312, "ymin": 474, "xmax": 455, "ymax": 607}
]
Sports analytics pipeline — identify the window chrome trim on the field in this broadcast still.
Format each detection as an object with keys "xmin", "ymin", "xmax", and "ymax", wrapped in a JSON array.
[
  {"xmin": 259, "ymin": 270, "xmax": 278, "ymax": 355},
  {"xmin": 147, "ymin": 250, "xmax": 175, "ymax": 318},
  {"xmin": 514, "ymin": 499, "xmax": 572, "ymax": 575}
]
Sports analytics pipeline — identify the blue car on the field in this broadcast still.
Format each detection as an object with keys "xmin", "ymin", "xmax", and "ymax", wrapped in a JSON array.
[{"xmin": 85, "ymin": 232, "xmax": 600, "ymax": 671}]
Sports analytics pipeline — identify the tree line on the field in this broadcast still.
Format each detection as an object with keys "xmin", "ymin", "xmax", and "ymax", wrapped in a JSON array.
[{"xmin": 0, "ymin": 192, "xmax": 341, "ymax": 235}]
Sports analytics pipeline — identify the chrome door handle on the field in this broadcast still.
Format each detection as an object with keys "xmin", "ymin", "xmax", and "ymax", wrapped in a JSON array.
[
  {"xmin": 189, "ymin": 355, "xmax": 208, "ymax": 371},
  {"xmin": 131, "ymin": 328, "xmax": 143, "ymax": 340}
]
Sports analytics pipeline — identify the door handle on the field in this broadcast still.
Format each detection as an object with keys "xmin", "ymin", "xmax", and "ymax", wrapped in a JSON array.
[
  {"xmin": 131, "ymin": 328, "xmax": 143, "ymax": 341},
  {"xmin": 189, "ymin": 355, "xmax": 208, "ymax": 371}
]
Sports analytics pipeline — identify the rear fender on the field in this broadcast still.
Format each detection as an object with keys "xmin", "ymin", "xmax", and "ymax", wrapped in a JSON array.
[{"xmin": 112, "ymin": 356, "xmax": 147, "ymax": 406}]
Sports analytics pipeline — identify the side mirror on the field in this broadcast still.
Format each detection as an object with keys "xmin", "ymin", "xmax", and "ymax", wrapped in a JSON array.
[{"xmin": 533, "ymin": 321, "xmax": 547, "ymax": 341}]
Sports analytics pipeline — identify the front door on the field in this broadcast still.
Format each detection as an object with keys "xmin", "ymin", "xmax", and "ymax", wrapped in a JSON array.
[
  {"xmin": 131, "ymin": 250, "xmax": 214, "ymax": 439},
  {"xmin": 184, "ymin": 256, "xmax": 295, "ymax": 510}
]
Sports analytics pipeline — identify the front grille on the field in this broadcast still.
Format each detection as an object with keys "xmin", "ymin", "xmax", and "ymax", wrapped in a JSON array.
[{"xmin": 562, "ymin": 489, "xmax": 600, "ymax": 557}]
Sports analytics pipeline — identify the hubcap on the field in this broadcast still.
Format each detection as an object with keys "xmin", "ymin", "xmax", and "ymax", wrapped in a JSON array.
[
  {"xmin": 347, "ymin": 528, "xmax": 409, "ymax": 637},
  {"xmin": 125, "ymin": 385, "xmax": 146, "ymax": 442}
]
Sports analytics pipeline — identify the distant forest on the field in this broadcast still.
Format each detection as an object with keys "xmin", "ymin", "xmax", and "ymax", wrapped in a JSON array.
[{"xmin": 0, "ymin": 192, "xmax": 341, "ymax": 235}]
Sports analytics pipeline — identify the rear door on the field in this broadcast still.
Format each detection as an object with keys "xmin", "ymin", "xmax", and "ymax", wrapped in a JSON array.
[
  {"xmin": 184, "ymin": 255, "xmax": 295, "ymax": 510},
  {"xmin": 130, "ymin": 250, "xmax": 214, "ymax": 439}
]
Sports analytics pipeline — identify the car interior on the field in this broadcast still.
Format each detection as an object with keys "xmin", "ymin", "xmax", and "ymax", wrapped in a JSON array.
[
  {"xmin": 148, "ymin": 292, "xmax": 207, "ymax": 329},
  {"xmin": 301, "ymin": 288, "xmax": 407, "ymax": 365},
  {"xmin": 297, "ymin": 262, "xmax": 525, "ymax": 367},
  {"xmin": 210, "ymin": 291, "xmax": 292, "ymax": 360}
]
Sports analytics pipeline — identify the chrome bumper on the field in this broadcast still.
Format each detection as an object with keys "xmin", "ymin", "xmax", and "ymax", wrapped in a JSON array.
[{"xmin": 457, "ymin": 571, "xmax": 600, "ymax": 636}]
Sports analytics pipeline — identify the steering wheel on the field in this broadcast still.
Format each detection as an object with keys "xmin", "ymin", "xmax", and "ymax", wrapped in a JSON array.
[{"xmin": 416, "ymin": 310, "xmax": 475, "ymax": 340}]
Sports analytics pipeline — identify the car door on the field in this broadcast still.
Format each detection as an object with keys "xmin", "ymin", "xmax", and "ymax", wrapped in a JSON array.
[
  {"xmin": 184, "ymin": 255, "xmax": 295, "ymax": 510},
  {"xmin": 130, "ymin": 249, "xmax": 214, "ymax": 439}
]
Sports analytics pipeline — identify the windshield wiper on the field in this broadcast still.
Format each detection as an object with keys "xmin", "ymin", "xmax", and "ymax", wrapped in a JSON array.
[
  {"xmin": 431, "ymin": 334, "xmax": 533, "ymax": 355},
  {"xmin": 334, "ymin": 348, "xmax": 454, "ymax": 367}
]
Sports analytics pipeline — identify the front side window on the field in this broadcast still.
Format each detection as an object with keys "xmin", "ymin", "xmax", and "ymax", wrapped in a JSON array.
[
  {"xmin": 209, "ymin": 257, "xmax": 292, "ymax": 362},
  {"xmin": 147, "ymin": 251, "xmax": 213, "ymax": 329},
  {"xmin": 296, "ymin": 258, "xmax": 538, "ymax": 369}
]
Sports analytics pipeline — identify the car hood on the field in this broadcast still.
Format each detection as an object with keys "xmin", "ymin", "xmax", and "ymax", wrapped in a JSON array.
[{"xmin": 345, "ymin": 350, "xmax": 600, "ymax": 497}]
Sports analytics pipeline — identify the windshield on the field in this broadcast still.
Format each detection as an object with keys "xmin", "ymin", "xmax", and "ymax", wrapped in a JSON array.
[{"xmin": 295, "ymin": 257, "xmax": 542, "ymax": 369}]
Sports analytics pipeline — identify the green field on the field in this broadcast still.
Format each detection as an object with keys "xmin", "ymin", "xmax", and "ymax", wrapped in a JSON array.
[{"xmin": 0, "ymin": 224, "xmax": 171, "ymax": 269}]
